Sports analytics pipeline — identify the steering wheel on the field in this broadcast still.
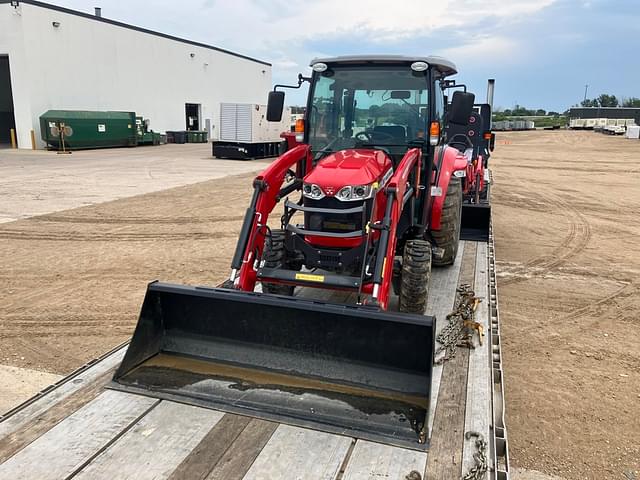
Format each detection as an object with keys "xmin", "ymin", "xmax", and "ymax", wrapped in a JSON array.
[
  {"xmin": 448, "ymin": 133, "xmax": 473, "ymax": 152},
  {"xmin": 355, "ymin": 130, "xmax": 397, "ymax": 143}
]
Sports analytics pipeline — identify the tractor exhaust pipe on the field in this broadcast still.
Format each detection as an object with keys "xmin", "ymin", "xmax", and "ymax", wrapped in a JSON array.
[
  {"xmin": 486, "ymin": 79, "xmax": 495, "ymax": 128},
  {"xmin": 486, "ymin": 79, "xmax": 495, "ymax": 109}
]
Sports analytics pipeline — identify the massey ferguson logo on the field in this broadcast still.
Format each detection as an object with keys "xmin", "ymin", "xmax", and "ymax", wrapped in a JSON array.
[{"xmin": 325, "ymin": 187, "xmax": 335, "ymax": 196}]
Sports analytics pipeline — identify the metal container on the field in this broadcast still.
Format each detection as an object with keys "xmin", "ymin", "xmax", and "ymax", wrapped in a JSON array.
[
  {"xmin": 173, "ymin": 131, "xmax": 187, "ymax": 144},
  {"xmin": 40, "ymin": 110, "xmax": 137, "ymax": 150}
]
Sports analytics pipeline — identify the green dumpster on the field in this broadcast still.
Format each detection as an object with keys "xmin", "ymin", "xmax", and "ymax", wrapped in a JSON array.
[{"xmin": 40, "ymin": 110, "xmax": 137, "ymax": 150}]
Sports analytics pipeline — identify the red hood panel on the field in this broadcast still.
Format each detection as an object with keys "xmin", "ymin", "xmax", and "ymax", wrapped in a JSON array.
[{"xmin": 304, "ymin": 149, "xmax": 393, "ymax": 193}]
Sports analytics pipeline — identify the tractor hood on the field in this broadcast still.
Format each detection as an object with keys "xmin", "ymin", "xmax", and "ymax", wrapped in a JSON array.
[{"xmin": 304, "ymin": 149, "xmax": 393, "ymax": 193}]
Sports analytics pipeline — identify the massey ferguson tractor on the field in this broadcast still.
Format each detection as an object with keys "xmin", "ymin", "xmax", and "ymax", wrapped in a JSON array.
[
  {"xmin": 112, "ymin": 55, "xmax": 493, "ymax": 450},
  {"xmin": 443, "ymin": 80, "xmax": 495, "ymax": 241}
]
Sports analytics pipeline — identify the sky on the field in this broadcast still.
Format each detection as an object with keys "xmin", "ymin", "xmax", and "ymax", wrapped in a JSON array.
[{"xmin": 44, "ymin": 0, "xmax": 639, "ymax": 111}]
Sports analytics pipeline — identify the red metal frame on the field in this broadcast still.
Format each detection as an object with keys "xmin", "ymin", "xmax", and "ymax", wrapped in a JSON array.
[
  {"xmin": 375, "ymin": 147, "xmax": 421, "ymax": 309},
  {"xmin": 236, "ymin": 144, "xmax": 310, "ymax": 291},
  {"xmin": 234, "ymin": 144, "xmax": 424, "ymax": 311}
]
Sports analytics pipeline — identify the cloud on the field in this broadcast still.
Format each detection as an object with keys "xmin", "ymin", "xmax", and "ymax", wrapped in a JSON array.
[
  {"xmin": 198, "ymin": 0, "xmax": 557, "ymax": 48},
  {"xmin": 43, "ymin": 0, "xmax": 557, "ymax": 73},
  {"xmin": 441, "ymin": 35, "xmax": 519, "ymax": 67},
  {"xmin": 42, "ymin": 0, "xmax": 640, "ymax": 110}
]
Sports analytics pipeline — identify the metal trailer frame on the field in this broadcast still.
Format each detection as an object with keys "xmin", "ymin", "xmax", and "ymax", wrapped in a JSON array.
[
  {"xmin": 0, "ymin": 232, "xmax": 510, "ymax": 479},
  {"xmin": 489, "ymin": 226, "xmax": 510, "ymax": 479}
]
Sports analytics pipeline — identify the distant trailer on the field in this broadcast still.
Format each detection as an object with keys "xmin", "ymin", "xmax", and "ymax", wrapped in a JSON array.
[
  {"xmin": 570, "ymin": 119, "xmax": 586, "ymax": 129},
  {"xmin": 212, "ymin": 103, "xmax": 291, "ymax": 160},
  {"xmin": 525, "ymin": 120, "xmax": 535, "ymax": 130}
]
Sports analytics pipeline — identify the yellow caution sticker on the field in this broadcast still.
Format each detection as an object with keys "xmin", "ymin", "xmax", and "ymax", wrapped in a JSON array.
[{"xmin": 295, "ymin": 273, "xmax": 325, "ymax": 283}]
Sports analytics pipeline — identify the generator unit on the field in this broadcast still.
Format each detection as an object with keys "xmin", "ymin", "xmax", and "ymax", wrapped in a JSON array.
[{"xmin": 212, "ymin": 103, "xmax": 291, "ymax": 160}]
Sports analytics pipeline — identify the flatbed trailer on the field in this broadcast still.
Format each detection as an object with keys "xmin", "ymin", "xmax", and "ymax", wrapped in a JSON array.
[{"xmin": 0, "ymin": 235, "xmax": 509, "ymax": 480}]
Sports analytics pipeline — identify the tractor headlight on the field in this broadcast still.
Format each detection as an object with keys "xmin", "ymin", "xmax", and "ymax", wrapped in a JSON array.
[
  {"xmin": 335, "ymin": 184, "xmax": 374, "ymax": 202},
  {"xmin": 302, "ymin": 183, "xmax": 325, "ymax": 200}
]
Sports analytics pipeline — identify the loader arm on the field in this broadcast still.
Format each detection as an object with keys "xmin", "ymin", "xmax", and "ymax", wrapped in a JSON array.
[
  {"xmin": 373, "ymin": 147, "xmax": 422, "ymax": 309},
  {"xmin": 231, "ymin": 145, "xmax": 311, "ymax": 291}
]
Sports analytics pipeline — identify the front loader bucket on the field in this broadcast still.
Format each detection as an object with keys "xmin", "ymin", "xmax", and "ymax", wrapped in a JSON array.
[
  {"xmin": 111, "ymin": 282, "xmax": 435, "ymax": 450},
  {"xmin": 461, "ymin": 203, "xmax": 491, "ymax": 241}
]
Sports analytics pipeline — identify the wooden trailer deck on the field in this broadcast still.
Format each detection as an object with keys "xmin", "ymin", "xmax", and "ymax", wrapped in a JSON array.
[{"xmin": 0, "ymin": 236, "xmax": 509, "ymax": 480}]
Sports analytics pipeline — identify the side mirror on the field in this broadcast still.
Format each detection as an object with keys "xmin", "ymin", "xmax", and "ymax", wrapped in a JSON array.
[
  {"xmin": 449, "ymin": 91, "xmax": 476, "ymax": 125},
  {"xmin": 267, "ymin": 91, "xmax": 285, "ymax": 122}
]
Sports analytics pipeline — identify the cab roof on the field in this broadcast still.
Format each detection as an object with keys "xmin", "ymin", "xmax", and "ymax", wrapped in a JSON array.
[{"xmin": 309, "ymin": 55, "xmax": 457, "ymax": 77}]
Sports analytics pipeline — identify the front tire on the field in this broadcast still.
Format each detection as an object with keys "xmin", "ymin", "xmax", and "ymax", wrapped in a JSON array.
[
  {"xmin": 399, "ymin": 240, "xmax": 432, "ymax": 314},
  {"xmin": 261, "ymin": 229, "xmax": 295, "ymax": 296},
  {"xmin": 432, "ymin": 177, "xmax": 462, "ymax": 266}
]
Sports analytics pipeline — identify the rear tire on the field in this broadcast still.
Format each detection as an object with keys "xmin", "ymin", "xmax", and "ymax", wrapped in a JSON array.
[
  {"xmin": 261, "ymin": 229, "xmax": 295, "ymax": 296},
  {"xmin": 432, "ymin": 177, "xmax": 462, "ymax": 266},
  {"xmin": 399, "ymin": 240, "xmax": 432, "ymax": 314}
]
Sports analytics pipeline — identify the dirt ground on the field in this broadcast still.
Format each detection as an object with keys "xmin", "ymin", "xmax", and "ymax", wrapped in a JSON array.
[
  {"xmin": 0, "ymin": 172, "xmax": 259, "ymax": 375},
  {"xmin": 492, "ymin": 131, "xmax": 639, "ymax": 479},
  {"xmin": 0, "ymin": 366, "xmax": 61, "ymax": 413},
  {"xmin": 0, "ymin": 130, "xmax": 638, "ymax": 478}
]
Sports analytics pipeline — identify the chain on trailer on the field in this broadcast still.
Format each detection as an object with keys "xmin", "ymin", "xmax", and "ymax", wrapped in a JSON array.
[
  {"xmin": 463, "ymin": 431, "xmax": 488, "ymax": 480},
  {"xmin": 434, "ymin": 283, "xmax": 484, "ymax": 365}
]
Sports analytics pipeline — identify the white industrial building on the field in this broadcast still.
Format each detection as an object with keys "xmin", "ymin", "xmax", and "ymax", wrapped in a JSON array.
[{"xmin": 0, "ymin": 0, "xmax": 272, "ymax": 148}]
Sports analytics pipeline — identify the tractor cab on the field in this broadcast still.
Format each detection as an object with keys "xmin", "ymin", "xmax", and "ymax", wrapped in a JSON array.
[{"xmin": 304, "ymin": 62, "xmax": 431, "ymax": 166}]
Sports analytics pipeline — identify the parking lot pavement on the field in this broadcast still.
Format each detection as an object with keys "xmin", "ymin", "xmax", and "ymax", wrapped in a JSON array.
[{"xmin": 0, "ymin": 144, "xmax": 270, "ymax": 223}]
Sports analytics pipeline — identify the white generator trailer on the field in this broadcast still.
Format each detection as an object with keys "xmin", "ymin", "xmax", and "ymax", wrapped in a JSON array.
[{"xmin": 212, "ymin": 103, "xmax": 291, "ymax": 160}]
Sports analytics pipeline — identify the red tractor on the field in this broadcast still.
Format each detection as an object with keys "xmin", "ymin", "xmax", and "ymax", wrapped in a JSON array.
[
  {"xmin": 227, "ymin": 55, "xmax": 480, "ymax": 312},
  {"xmin": 114, "ymin": 55, "xmax": 493, "ymax": 448},
  {"xmin": 442, "ymin": 81, "xmax": 495, "ymax": 240}
]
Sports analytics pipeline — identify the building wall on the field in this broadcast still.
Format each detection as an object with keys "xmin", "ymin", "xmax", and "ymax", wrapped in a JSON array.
[{"xmin": 0, "ymin": 2, "xmax": 272, "ymax": 148}]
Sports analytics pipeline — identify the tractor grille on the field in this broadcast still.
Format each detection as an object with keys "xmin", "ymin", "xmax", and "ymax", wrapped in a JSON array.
[{"xmin": 304, "ymin": 197, "xmax": 371, "ymax": 234}]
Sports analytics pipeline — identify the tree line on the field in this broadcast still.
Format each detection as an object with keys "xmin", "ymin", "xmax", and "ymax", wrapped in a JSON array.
[
  {"xmin": 579, "ymin": 94, "xmax": 640, "ymax": 108},
  {"xmin": 494, "ymin": 106, "xmax": 561, "ymax": 117}
]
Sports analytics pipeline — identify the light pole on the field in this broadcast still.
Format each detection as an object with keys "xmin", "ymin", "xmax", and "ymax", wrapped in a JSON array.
[{"xmin": 583, "ymin": 84, "xmax": 589, "ymax": 103}]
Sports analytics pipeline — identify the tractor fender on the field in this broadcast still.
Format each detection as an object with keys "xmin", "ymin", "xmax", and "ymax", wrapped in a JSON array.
[{"xmin": 430, "ymin": 145, "xmax": 466, "ymax": 230}]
